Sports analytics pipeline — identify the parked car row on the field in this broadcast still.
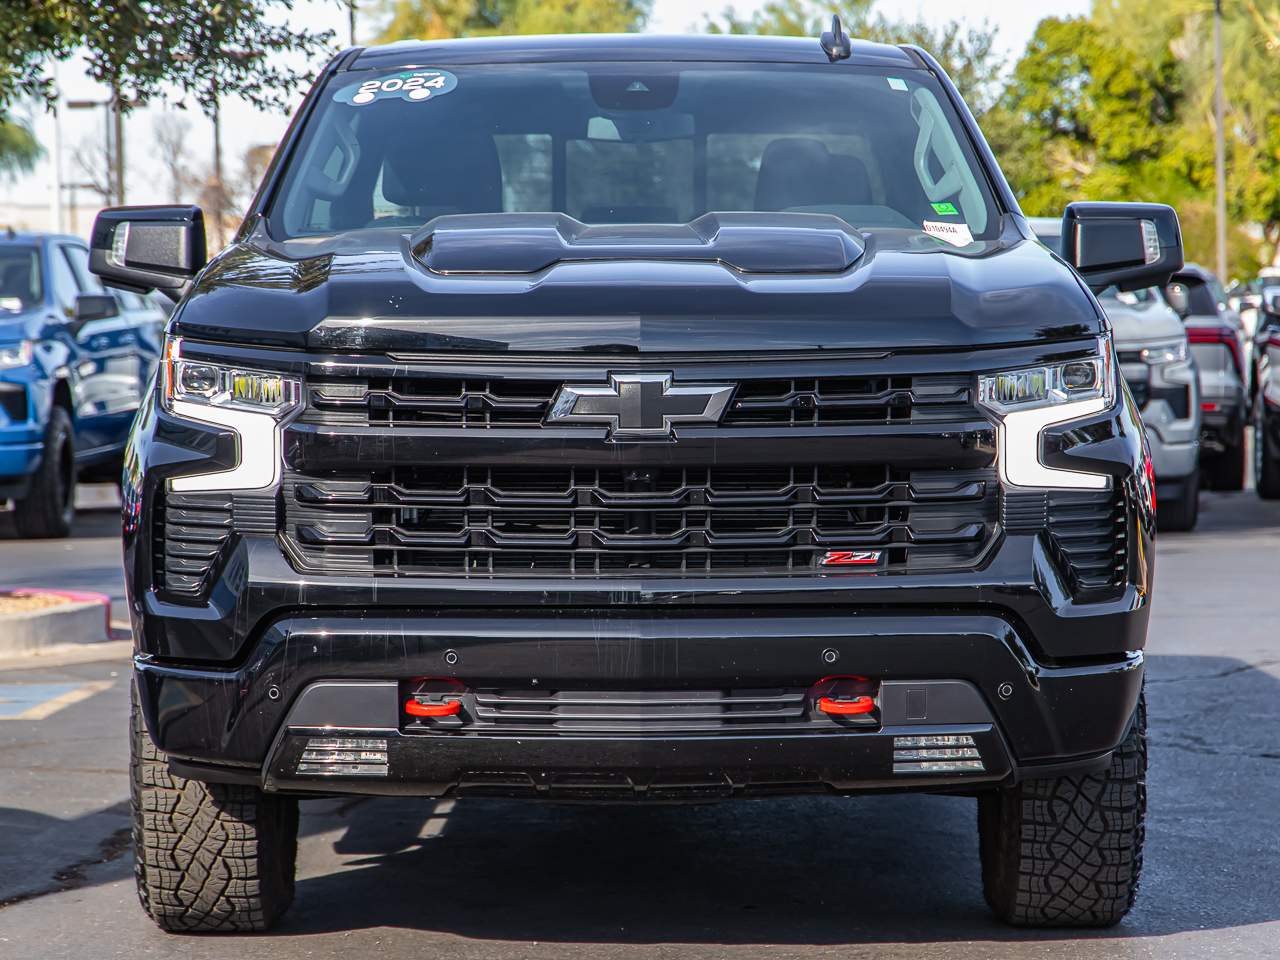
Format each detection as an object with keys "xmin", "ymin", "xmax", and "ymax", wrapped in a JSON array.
[
  {"xmin": 1252, "ymin": 278, "xmax": 1280, "ymax": 497},
  {"xmin": 0, "ymin": 231, "xmax": 167, "ymax": 536},
  {"xmin": 1028, "ymin": 218, "xmax": 1276, "ymax": 530}
]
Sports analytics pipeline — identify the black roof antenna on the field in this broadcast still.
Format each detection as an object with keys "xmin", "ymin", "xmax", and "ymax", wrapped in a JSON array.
[{"xmin": 820, "ymin": 15, "xmax": 852, "ymax": 62}]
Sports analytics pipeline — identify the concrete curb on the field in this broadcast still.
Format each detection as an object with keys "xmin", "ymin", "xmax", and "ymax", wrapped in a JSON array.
[{"xmin": 0, "ymin": 589, "xmax": 112, "ymax": 658}]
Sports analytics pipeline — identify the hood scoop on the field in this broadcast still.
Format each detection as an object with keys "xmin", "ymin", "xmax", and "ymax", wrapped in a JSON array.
[{"xmin": 411, "ymin": 212, "xmax": 865, "ymax": 276}]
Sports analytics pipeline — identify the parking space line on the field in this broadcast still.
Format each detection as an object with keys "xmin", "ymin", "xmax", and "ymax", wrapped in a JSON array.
[{"xmin": 0, "ymin": 680, "xmax": 114, "ymax": 720}]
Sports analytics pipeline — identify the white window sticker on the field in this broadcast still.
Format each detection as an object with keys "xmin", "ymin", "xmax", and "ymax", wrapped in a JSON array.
[
  {"xmin": 922, "ymin": 219, "xmax": 974, "ymax": 247},
  {"xmin": 886, "ymin": 77, "xmax": 909, "ymax": 91},
  {"xmin": 335, "ymin": 70, "xmax": 458, "ymax": 106}
]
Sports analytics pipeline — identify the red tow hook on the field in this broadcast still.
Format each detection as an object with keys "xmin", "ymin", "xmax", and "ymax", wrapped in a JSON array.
[
  {"xmin": 404, "ymin": 698, "xmax": 462, "ymax": 718},
  {"xmin": 816, "ymin": 695, "xmax": 876, "ymax": 716}
]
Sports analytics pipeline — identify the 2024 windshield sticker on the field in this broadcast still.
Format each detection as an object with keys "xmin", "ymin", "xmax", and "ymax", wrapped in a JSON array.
[{"xmin": 335, "ymin": 70, "xmax": 458, "ymax": 106}]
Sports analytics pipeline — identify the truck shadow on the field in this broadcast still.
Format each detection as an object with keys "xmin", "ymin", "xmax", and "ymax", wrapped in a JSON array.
[{"xmin": 279, "ymin": 652, "xmax": 1280, "ymax": 945}]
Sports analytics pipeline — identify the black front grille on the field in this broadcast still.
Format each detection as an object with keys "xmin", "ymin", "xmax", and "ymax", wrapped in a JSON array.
[
  {"xmin": 0, "ymin": 383, "xmax": 27, "ymax": 422},
  {"xmin": 156, "ymin": 493, "xmax": 234, "ymax": 598},
  {"xmin": 1125, "ymin": 377, "xmax": 1150, "ymax": 408},
  {"xmin": 283, "ymin": 463, "xmax": 998, "ymax": 578},
  {"xmin": 302, "ymin": 372, "xmax": 977, "ymax": 428},
  {"xmin": 1046, "ymin": 489, "xmax": 1128, "ymax": 596}
]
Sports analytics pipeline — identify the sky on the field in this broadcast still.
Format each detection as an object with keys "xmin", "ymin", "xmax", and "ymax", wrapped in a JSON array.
[{"xmin": 1, "ymin": 0, "xmax": 1090, "ymax": 231}]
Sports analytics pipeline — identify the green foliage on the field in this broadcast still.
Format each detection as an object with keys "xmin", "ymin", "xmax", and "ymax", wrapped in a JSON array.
[
  {"xmin": 0, "ymin": 2, "xmax": 334, "ymax": 114},
  {"xmin": 0, "ymin": 1, "xmax": 334, "ymax": 184},
  {"xmin": 0, "ymin": 117, "xmax": 40, "ymax": 180},
  {"xmin": 372, "ymin": 0, "xmax": 650, "ymax": 41},
  {"xmin": 985, "ymin": 2, "xmax": 1280, "ymax": 275},
  {"xmin": 705, "ymin": 0, "xmax": 1004, "ymax": 114}
]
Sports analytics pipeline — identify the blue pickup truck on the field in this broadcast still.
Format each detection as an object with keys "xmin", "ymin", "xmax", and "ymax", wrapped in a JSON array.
[{"xmin": 0, "ymin": 231, "xmax": 165, "ymax": 537}]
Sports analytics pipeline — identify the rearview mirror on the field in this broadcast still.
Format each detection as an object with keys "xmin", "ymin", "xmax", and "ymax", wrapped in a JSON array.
[
  {"xmin": 89, "ymin": 205, "xmax": 207, "ymax": 297},
  {"xmin": 1061, "ymin": 202, "xmax": 1183, "ymax": 294}
]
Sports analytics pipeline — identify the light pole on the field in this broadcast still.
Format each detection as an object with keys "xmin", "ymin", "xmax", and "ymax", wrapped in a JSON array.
[{"xmin": 1213, "ymin": 0, "xmax": 1228, "ymax": 280}]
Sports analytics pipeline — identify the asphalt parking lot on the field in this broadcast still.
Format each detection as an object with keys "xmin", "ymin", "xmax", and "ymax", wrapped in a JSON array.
[{"xmin": 1, "ymin": 488, "xmax": 1278, "ymax": 959}]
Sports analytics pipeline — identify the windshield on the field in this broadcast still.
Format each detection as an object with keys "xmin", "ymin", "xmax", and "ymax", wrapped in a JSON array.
[
  {"xmin": 269, "ymin": 62, "xmax": 1000, "ymax": 242},
  {"xmin": 0, "ymin": 245, "xmax": 41, "ymax": 311}
]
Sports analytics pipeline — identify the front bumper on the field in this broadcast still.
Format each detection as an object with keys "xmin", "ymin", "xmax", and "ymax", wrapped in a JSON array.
[{"xmin": 138, "ymin": 608, "xmax": 1143, "ymax": 799}]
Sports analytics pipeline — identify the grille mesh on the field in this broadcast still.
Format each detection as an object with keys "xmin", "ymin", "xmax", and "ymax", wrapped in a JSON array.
[
  {"xmin": 301, "ymin": 372, "xmax": 977, "ymax": 428},
  {"xmin": 283, "ymin": 464, "xmax": 998, "ymax": 577}
]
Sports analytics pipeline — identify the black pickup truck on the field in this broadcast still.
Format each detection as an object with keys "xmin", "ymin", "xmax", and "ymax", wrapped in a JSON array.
[{"xmin": 93, "ymin": 25, "xmax": 1179, "ymax": 934}]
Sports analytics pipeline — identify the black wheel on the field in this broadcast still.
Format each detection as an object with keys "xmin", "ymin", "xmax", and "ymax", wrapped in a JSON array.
[
  {"xmin": 979, "ymin": 694, "xmax": 1146, "ymax": 927},
  {"xmin": 1156, "ymin": 470, "xmax": 1199, "ymax": 531},
  {"xmin": 1255, "ymin": 405, "xmax": 1280, "ymax": 499},
  {"xmin": 13, "ymin": 405, "xmax": 75, "ymax": 538},
  {"xmin": 131, "ymin": 681, "xmax": 299, "ymax": 933},
  {"xmin": 1203, "ymin": 419, "xmax": 1246, "ymax": 491}
]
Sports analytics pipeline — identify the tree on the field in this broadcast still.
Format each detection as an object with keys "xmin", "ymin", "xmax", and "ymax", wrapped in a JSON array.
[
  {"xmin": 705, "ymin": 0, "xmax": 1004, "ymax": 114},
  {"xmin": 0, "ymin": 2, "xmax": 335, "ymax": 171},
  {"xmin": 985, "ymin": 2, "xmax": 1279, "ymax": 275},
  {"xmin": 152, "ymin": 113, "xmax": 195, "ymax": 204},
  {"xmin": 0, "ymin": 118, "xmax": 39, "ymax": 180},
  {"xmin": 372, "ymin": 0, "xmax": 650, "ymax": 42}
]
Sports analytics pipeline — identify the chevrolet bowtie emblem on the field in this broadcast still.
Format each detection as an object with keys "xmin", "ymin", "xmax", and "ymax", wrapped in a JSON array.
[{"xmin": 546, "ymin": 373, "xmax": 734, "ymax": 439}]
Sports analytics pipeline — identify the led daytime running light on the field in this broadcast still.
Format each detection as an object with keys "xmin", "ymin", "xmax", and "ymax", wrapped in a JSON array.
[{"xmin": 162, "ymin": 337, "xmax": 300, "ymax": 414}]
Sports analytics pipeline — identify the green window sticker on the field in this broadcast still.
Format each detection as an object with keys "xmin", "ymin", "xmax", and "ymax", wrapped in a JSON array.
[
  {"xmin": 886, "ymin": 77, "xmax": 908, "ymax": 91},
  {"xmin": 931, "ymin": 202, "xmax": 959, "ymax": 216}
]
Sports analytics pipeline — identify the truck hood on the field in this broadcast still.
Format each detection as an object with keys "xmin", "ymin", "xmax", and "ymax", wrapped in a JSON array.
[
  {"xmin": 1101, "ymin": 296, "xmax": 1185, "ymax": 349},
  {"xmin": 173, "ymin": 215, "xmax": 1105, "ymax": 354}
]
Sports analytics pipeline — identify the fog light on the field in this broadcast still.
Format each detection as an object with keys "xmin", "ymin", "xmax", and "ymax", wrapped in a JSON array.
[
  {"xmin": 297, "ymin": 737, "xmax": 389, "ymax": 777},
  {"xmin": 892, "ymin": 734, "xmax": 985, "ymax": 774}
]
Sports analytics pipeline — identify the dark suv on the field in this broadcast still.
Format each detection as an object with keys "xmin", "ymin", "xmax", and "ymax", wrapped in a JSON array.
[{"xmin": 94, "ymin": 28, "xmax": 1178, "ymax": 934}]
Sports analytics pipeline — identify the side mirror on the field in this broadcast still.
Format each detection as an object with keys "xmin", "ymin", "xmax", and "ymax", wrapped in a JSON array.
[
  {"xmin": 88, "ymin": 205, "xmax": 207, "ymax": 296},
  {"xmin": 1061, "ymin": 202, "xmax": 1183, "ymax": 294},
  {"xmin": 72, "ymin": 293, "xmax": 120, "ymax": 327},
  {"xmin": 1163, "ymin": 282, "xmax": 1191, "ymax": 320}
]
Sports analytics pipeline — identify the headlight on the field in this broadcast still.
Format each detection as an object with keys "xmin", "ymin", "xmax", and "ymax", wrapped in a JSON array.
[
  {"xmin": 1137, "ymin": 338, "xmax": 1188, "ymax": 365},
  {"xmin": 161, "ymin": 337, "xmax": 300, "ymax": 494},
  {"xmin": 0, "ymin": 341, "xmax": 33, "ymax": 369},
  {"xmin": 977, "ymin": 339, "xmax": 1115, "ymax": 490},
  {"xmin": 978, "ymin": 351, "xmax": 1112, "ymax": 414},
  {"xmin": 162, "ymin": 337, "xmax": 300, "ymax": 415}
]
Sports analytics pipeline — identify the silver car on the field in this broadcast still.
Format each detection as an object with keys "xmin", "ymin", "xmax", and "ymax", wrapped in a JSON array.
[
  {"xmin": 1030, "ymin": 218, "xmax": 1201, "ymax": 529},
  {"xmin": 1163, "ymin": 265, "xmax": 1248, "ymax": 492}
]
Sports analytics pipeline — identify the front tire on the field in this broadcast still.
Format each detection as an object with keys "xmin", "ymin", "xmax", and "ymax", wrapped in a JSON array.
[
  {"xmin": 1156, "ymin": 470, "xmax": 1199, "ymax": 531},
  {"xmin": 1255, "ymin": 404, "xmax": 1280, "ymax": 499},
  {"xmin": 1204, "ymin": 420, "xmax": 1246, "ymax": 491},
  {"xmin": 978, "ymin": 695, "xmax": 1146, "ymax": 928},
  {"xmin": 130, "ymin": 682, "xmax": 299, "ymax": 933},
  {"xmin": 13, "ymin": 406, "xmax": 75, "ymax": 538}
]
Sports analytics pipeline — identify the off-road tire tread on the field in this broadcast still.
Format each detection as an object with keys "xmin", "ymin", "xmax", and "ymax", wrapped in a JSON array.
[
  {"xmin": 14, "ymin": 406, "xmax": 74, "ymax": 538},
  {"xmin": 978, "ymin": 694, "xmax": 1146, "ymax": 928},
  {"xmin": 130, "ymin": 682, "xmax": 298, "ymax": 932}
]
